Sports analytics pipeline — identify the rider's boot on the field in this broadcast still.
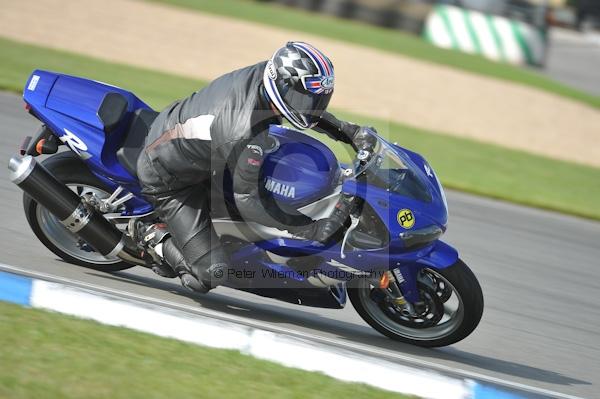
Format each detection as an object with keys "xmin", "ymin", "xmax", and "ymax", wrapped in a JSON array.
[
  {"xmin": 142, "ymin": 223, "xmax": 226, "ymax": 293},
  {"xmin": 142, "ymin": 223, "xmax": 178, "ymax": 278},
  {"xmin": 161, "ymin": 238, "xmax": 210, "ymax": 293},
  {"xmin": 189, "ymin": 250, "xmax": 228, "ymax": 290}
]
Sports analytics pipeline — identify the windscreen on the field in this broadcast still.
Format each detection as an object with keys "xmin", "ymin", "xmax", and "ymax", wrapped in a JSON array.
[{"xmin": 355, "ymin": 136, "xmax": 432, "ymax": 203}]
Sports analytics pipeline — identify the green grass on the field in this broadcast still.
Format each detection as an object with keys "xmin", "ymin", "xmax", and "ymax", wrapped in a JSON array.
[
  {"xmin": 1, "ymin": 37, "xmax": 599, "ymax": 220},
  {"xmin": 148, "ymin": 0, "xmax": 600, "ymax": 109},
  {"xmin": 0, "ymin": 301, "xmax": 410, "ymax": 399},
  {"xmin": 0, "ymin": 37, "xmax": 203, "ymax": 108}
]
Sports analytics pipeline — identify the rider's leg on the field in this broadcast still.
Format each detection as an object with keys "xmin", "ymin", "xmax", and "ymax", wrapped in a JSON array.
[
  {"xmin": 137, "ymin": 152, "xmax": 226, "ymax": 291},
  {"xmin": 153, "ymin": 183, "xmax": 227, "ymax": 290}
]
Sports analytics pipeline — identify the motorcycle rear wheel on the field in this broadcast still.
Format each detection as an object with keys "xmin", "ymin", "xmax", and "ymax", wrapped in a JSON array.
[
  {"xmin": 22, "ymin": 152, "xmax": 134, "ymax": 272},
  {"xmin": 348, "ymin": 259, "xmax": 483, "ymax": 347}
]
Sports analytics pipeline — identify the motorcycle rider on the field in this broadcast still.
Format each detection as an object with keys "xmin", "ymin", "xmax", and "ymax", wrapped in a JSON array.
[{"xmin": 137, "ymin": 41, "xmax": 375, "ymax": 292}]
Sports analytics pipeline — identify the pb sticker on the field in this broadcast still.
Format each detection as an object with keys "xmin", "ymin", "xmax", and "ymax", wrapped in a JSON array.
[{"xmin": 397, "ymin": 209, "xmax": 415, "ymax": 229}]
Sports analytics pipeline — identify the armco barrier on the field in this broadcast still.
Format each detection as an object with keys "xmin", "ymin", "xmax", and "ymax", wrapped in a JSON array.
[{"xmin": 424, "ymin": 5, "xmax": 547, "ymax": 66}]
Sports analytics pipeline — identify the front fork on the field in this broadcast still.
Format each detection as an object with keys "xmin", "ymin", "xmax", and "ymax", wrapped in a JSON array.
[
  {"xmin": 376, "ymin": 240, "xmax": 460, "ymax": 305},
  {"xmin": 390, "ymin": 265, "xmax": 421, "ymax": 303},
  {"xmin": 373, "ymin": 266, "xmax": 421, "ymax": 317},
  {"xmin": 378, "ymin": 241, "xmax": 458, "ymax": 314}
]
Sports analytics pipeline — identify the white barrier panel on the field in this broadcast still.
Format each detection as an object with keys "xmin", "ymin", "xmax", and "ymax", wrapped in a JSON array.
[{"xmin": 424, "ymin": 5, "xmax": 547, "ymax": 66}]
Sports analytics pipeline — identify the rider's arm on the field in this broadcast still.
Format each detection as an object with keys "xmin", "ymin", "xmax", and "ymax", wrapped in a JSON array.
[
  {"xmin": 314, "ymin": 112, "xmax": 376, "ymax": 152},
  {"xmin": 313, "ymin": 111, "xmax": 359, "ymax": 145},
  {"xmin": 227, "ymin": 135, "xmax": 313, "ymax": 232}
]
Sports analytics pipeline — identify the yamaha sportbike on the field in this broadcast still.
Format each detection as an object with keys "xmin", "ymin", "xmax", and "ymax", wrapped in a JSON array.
[{"xmin": 8, "ymin": 70, "xmax": 483, "ymax": 347}]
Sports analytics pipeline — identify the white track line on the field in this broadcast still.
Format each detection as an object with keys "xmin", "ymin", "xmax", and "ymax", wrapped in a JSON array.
[{"xmin": 0, "ymin": 263, "xmax": 584, "ymax": 399}]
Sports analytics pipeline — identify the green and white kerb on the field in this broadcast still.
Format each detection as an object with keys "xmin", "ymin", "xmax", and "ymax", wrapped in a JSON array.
[{"xmin": 424, "ymin": 5, "xmax": 547, "ymax": 66}]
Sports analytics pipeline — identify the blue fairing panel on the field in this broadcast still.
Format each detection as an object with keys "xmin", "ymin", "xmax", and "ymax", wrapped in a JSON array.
[
  {"xmin": 46, "ymin": 75, "xmax": 118, "ymax": 131},
  {"xmin": 22, "ymin": 70, "xmax": 153, "ymax": 214},
  {"xmin": 25, "ymin": 70, "xmax": 150, "ymax": 134},
  {"xmin": 22, "ymin": 70, "xmax": 57, "ymax": 107},
  {"xmin": 414, "ymin": 240, "xmax": 459, "ymax": 269}
]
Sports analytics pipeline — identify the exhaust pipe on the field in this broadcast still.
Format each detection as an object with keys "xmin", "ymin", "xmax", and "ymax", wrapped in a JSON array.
[{"xmin": 8, "ymin": 155, "xmax": 149, "ymax": 266}]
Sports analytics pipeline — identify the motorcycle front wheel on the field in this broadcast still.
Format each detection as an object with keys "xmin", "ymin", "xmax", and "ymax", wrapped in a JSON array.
[{"xmin": 348, "ymin": 259, "xmax": 483, "ymax": 347}]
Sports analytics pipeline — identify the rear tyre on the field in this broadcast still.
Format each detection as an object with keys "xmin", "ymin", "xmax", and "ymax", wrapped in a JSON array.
[
  {"xmin": 23, "ymin": 152, "xmax": 133, "ymax": 272},
  {"xmin": 349, "ymin": 259, "xmax": 483, "ymax": 347}
]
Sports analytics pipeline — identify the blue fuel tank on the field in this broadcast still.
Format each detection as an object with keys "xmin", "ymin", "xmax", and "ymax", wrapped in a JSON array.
[{"xmin": 262, "ymin": 125, "xmax": 341, "ymax": 208}]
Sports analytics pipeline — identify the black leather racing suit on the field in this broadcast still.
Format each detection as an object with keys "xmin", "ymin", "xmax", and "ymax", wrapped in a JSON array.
[{"xmin": 137, "ymin": 61, "xmax": 359, "ymax": 286}]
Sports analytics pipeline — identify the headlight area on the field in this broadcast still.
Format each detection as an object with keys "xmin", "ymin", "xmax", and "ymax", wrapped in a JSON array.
[{"xmin": 399, "ymin": 225, "xmax": 444, "ymax": 250}]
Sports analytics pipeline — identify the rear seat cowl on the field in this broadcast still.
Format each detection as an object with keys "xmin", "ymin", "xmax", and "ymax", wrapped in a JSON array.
[{"xmin": 98, "ymin": 92, "xmax": 129, "ymax": 133}]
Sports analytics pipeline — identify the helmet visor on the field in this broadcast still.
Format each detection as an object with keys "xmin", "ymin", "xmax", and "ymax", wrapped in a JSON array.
[{"xmin": 281, "ymin": 82, "xmax": 333, "ymax": 128}]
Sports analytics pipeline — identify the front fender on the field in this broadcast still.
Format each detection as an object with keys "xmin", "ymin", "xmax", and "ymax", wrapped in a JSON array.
[
  {"xmin": 394, "ymin": 240, "xmax": 459, "ymax": 302},
  {"xmin": 415, "ymin": 240, "xmax": 459, "ymax": 269}
]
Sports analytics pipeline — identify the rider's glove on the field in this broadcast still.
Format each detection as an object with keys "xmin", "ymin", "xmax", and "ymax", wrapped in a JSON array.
[
  {"xmin": 352, "ymin": 126, "xmax": 378, "ymax": 153},
  {"xmin": 290, "ymin": 218, "xmax": 345, "ymax": 245},
  {"xmin": 289, "ymin": 194, "xmax": 354, "ymax": 245}
]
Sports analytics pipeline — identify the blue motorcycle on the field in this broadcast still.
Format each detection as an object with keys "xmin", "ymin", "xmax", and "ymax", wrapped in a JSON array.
[{"xmin": 9, "ymin": 70, "xmax": 483, "ymax": 347}]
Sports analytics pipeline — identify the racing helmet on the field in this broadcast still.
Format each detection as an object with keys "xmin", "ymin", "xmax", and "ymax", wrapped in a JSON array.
[{"xmin": 263, "ymin": 41, "xmax": 334, "ymax": 130}]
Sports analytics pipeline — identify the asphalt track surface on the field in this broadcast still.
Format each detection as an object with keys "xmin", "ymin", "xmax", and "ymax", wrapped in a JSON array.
[
  {"xmin": 544, "ymin": 28, "xmax": 600, "ymax": 97},
  {"xmin": 1, "ymin": 92, "xmax": 599, "ymax": 398}
]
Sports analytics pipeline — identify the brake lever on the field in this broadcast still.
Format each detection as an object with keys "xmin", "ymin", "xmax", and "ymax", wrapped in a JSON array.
[{"xmin": 340, "ymin": 215, "xmax": 360, "ymax": 259}]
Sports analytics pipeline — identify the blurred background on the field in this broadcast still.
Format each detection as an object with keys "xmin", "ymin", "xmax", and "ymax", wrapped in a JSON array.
[{"xmin": 266, "ymin": 0, "xmax": 600, "ymax": 94}]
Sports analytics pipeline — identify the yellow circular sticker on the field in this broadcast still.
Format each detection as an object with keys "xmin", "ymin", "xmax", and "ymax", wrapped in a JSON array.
[{"xmin": 397, "ymin": 209, "xmax": 415, "ymax": 229}]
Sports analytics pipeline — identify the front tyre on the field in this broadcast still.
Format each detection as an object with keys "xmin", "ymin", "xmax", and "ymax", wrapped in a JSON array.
[
  {"xmin": 349, "ymin": 259, "xmax": 483, "ymax": 347},
  {"xmin": 23, "ymin": 152, "xmax": 133, "ymax": 272}
]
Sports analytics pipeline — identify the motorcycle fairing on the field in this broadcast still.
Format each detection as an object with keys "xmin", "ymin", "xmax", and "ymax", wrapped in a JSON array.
[
  {"xmin": 23, "ymin": 70, "xmax": 152, "ymax": 214},
  {"xmin": 241, "ymin": 172, "xmax": 458, "ymax": 302}
]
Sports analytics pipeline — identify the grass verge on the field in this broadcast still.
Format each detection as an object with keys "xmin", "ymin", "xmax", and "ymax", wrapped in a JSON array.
[
  {"xmin": 148, "ymin": 0, "xmax": 600, "ymax": 109},
  {"xmin": 1, "ymin": 37, "xmax": 599, "ymax": 220},
  {"xmin": 0, "ymin": 37, "xmax": 203, "ymax": 108},
  {"xmin": 0, "ymin": 301, "xmax": 410, "ymax": 399}
]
